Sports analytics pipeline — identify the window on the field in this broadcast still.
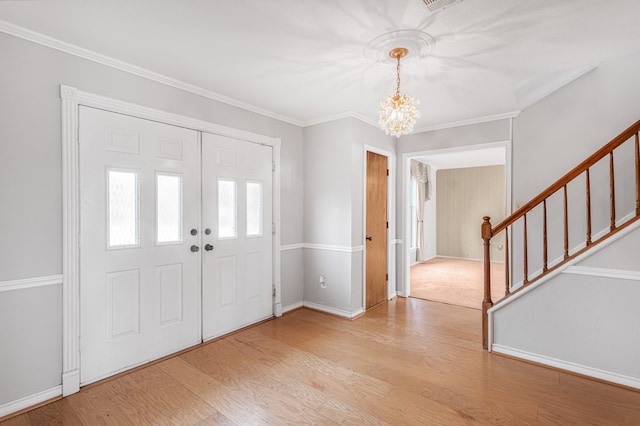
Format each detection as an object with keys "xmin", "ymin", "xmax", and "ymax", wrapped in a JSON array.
[
  {"xmin": 156, "ymin": 173, "xmax": 183, "ymax": 244},
  {"xmin": 218, "ymin": 179, "xmax": 237, "ymax": 239},
  {"xmin": 246, "ymin": 182, "xmax": 263, "ymax": 236},
  {"xmin": 107, "ymin": 169, "xmax": 139, "ymax": 248}
]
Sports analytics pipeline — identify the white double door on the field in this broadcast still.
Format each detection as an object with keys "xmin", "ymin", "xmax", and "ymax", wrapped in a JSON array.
[{"xmin": 79, "ymin": 107, "xmax": 273, "ymax": 384}]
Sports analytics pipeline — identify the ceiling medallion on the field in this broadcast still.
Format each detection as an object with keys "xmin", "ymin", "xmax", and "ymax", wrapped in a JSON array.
[
  {"xmin": 363, "ymin": 29, "xmax": 435, "ymax": 63},
  {"xmin": 365, "ymin": 30, "xmax": 434, "ymax": 137}
]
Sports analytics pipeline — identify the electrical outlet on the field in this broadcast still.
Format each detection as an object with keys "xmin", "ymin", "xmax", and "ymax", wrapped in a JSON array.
[{"xmin": 319, "ymin": 275, "xmax": 326, "ymax": 288}]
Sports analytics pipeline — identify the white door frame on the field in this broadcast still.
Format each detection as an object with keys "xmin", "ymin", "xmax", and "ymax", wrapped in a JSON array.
[
  {"xmin": 362, "ymin": 145, "xmax": 396, "ymax": 311},
  {"xmin": 60, "ymin": 85, "xmax": 282, "ymax": 396},
  {"xmin": 400, "ymin": 140, "xmax": 512, "ymax": 298}
]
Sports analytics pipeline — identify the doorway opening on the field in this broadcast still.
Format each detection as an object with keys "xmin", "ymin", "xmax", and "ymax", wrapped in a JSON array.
[{"xmin": 403, "ymin": 143, "xmax": 510, "ymax": 309}]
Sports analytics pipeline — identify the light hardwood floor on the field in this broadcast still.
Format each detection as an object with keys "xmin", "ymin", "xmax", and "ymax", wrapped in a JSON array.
[{"xmin": 3, "ymin": 298, "xmax": 640, "ymax": 425}]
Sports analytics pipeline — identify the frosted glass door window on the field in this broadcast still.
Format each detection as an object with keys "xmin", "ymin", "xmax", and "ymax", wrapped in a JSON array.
[
  {"xmin": 156, "ymin": 173, "xmax": 183, "ymax": 244},
  {"xmin": 107, "ymin": 169, "xmax": 139, "ymax": 248},
  {"xmin": 218, "ymin": 179, "xmax": 237, "ymax": 239},
  {"xmin": 246, "ymin": 182, "xmax": 263, "ymax": 236}
]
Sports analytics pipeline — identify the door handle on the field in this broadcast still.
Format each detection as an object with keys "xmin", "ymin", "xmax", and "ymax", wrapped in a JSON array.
[
  {"xmin": 204, "ymin": 244, "xmax": 214, "ymax": 252},
  {"xmin": 190, "ymin": 245, "xmax": 200, "ymax": 252},
  {"xmin": 366, "ymin": 236, "xmax": 372, "ymax": 241}
]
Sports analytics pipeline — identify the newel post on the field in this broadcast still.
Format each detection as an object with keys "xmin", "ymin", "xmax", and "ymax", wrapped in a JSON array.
[{"xmin": 482, "ymin": 216, "xmax": 493, "ymax": 349}]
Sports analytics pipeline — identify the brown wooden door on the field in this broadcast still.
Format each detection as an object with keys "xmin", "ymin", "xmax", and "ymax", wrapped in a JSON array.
[{"xmin": 365, "ymin": 151, "xmax": 388, "ymax": 309}]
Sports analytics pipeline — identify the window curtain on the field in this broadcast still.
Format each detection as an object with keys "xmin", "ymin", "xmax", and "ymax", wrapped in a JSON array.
[{"xmin": 410, "ymin": 160, "xmax": 431, "ymax": 262}]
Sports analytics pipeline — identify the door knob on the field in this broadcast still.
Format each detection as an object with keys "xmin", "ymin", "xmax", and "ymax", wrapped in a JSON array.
[
  {"xmin": 205, "ymin": 244, "xmax": 214, "ymax": 252},
  {"xmin": 366, "ymin": 236, "xmax": 373, "ymax": 241},
  {"xmin": 190, "ymin": 245, "xmax": 200, "ymax": 252}
]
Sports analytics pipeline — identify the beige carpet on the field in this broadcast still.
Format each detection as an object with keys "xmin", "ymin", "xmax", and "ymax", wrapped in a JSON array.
[{"xmin": 410, "ymin": 257, "xmax": 505, "ymax": 309}]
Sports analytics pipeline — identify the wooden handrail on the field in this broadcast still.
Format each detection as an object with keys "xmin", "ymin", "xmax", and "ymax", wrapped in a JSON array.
[
  {"xmin": 492, "ymin": 119, "xmax": 640, "ymax": 236},
  {"xmin": 482, "ymin": 118, "xmax": 640, "ymax": 350}
]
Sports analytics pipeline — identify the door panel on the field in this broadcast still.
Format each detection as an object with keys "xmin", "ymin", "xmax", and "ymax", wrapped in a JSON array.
[
  {"xmin": 79, "ymin": 106, "xmax": 201, "ymax": 384},
  {"xmin": 365, "ymin": 151, "xmax": 388, "ymax": 309},
  {"xmin": 201, "ymin": 133, "xmax": 273, "ymax": 340}
]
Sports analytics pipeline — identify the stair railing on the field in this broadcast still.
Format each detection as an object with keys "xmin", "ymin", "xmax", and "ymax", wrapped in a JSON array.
[{"xmin": 482, "ymin": 119, "xmax": 640, "ymax": 349}]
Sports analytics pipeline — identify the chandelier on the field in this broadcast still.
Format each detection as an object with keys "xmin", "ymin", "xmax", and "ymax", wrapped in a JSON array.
[{"xmin": 378, "ymin": 47, "xmax": 421, "ymax": 137}]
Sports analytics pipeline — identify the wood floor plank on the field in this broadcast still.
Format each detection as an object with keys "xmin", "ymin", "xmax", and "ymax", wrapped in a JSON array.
[
  {"xmin": 3, "ymin": 297, "xmax": 640, "ymax": 425},
  {"xmin": 26, "ymin": 399, "xmax": 83, "ymax": 425}
]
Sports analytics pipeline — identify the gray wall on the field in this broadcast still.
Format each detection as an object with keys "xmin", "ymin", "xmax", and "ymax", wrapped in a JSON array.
[
  {"xmin": 510, "ymin": 52, "xmax": 640, "ymax": 286},
  {"xmin": 493, "ymin": 226, "xmax": 640, "ymax": 385},
  {"xmin": 492, "ymin": 51, "xmax": 640, "ymax": 385},
  {"xmin": 0, "ymin": 31, "xmax": 304, "ymax": 406},
  {"xmin": 302, "ymin": 118, "xmax": 395, "ymax": 314}
]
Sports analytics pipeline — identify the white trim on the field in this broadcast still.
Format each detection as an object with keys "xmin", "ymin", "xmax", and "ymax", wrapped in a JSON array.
[
  {"xmin": 564, "ymin": 266, "xmax": 640, "ymax": 281},
  {"xmin": 272, "ymin": 140, "xmax": 282, "ymax": 318},
  {"xmin": 280, "ymin": 243, "xmax": 304, "ymax": 251},
  {"xmin": 61, "ymin": 85, "xmax": 282, "ymax": 396},
  {"xmin": 491, "ymin": 344, "xmax": 640, "ymax": 390},
  {"xmin": 304, "ymin": 111, "xmax": 378, "ymax": 128},
  {"xmin": 62, "ymin": 370, "xmax": 80, "ymax": 397},
  {"xmin": 61, "ymin": 87, "xmax": 80, "ymax": 397},
  {"xmin": 304, "ymin": 243, "xmax": 364, "ymax": 253},
  {"xmin": 0, "ymin": 386, "xmax": 62, "ymax": 418},
  {"xmin": 60, "ymin": 86, "xmax": 279, "ymax": 147},
  {"xmin": 388, "ymin": 291, "xmax": 398, "ymax": 299},
  {"xmin": 303, "ymin": 301, "xmax": 364, "ymax": 319},
  {"xmin": 282, "ymin": 301, "xmax": 304, "ymax": 313},
  {"xmin": 0, "ymin": 274, "xmax": 62, "ymax": 292},
  {"xmin": 392, "ymin": 239, "xmax": 402, "ymax": 244},
  {"xmin": 0, "ymin": 20, "xmax": 302, "ymax": 126},
  {"xmin": 413, "ymin": 111, "xmax": 520, "ymax": 134}
]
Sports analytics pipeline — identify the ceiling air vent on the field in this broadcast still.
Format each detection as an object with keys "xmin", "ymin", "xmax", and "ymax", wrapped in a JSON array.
[{"xmin": 422, "ymin": 0, "xmax": 460, "ymax": 12}]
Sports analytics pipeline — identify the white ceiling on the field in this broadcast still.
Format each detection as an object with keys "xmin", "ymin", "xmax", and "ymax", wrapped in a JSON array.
[{"xmin": 2, "ymin": 0, "xmax": 640, "ymax": 129}]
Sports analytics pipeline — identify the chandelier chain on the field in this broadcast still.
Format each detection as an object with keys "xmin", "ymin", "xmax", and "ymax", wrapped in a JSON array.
[{"xmin": 396, "ymin": 56, "xmax": 401, "ymax": 95}]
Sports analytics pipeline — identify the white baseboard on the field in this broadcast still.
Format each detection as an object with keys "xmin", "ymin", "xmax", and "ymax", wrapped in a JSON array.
[
  {"xmin": 282, "ymin": 301, "xmax": 304, "ymax": 313},
  {"xmin": 0, "ymin": 386, "xmax": 62, "ymax": 418},
  {"xmin": 492, "ymin": 344, "xmax": 640, "ymax": 390},
  {"xmin": 302, "ymin": 301, "xmax": 364, "ymax": 319}
]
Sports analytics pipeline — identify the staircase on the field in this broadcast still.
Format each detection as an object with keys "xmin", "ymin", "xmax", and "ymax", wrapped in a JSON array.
[{"xmin": 481, "ymin": 119, "xmax": 640, "ymax": 355}]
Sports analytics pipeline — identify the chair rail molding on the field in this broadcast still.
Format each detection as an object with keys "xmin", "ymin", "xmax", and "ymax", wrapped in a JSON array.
[{"xmin": 0, "ymin": 274, "xmax": 62, "ymax": 292}]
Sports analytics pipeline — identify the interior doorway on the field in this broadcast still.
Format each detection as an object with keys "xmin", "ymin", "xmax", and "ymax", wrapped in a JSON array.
[{"xmin": 403, "ymin": 143, "xmax": 510, "ymax": 309}]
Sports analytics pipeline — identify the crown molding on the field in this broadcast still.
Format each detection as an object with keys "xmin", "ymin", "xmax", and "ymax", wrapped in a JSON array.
[
  {"xmin": 413, "ymin": 110, "xmax": 521, "ymax": 134},
  {"xmin": 303, "ymin": 111, "xmax": 379, "ymax": 128},
  {"xmin": 0, "ymin": 20, "xmax": 304, "ymax": 127}
]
